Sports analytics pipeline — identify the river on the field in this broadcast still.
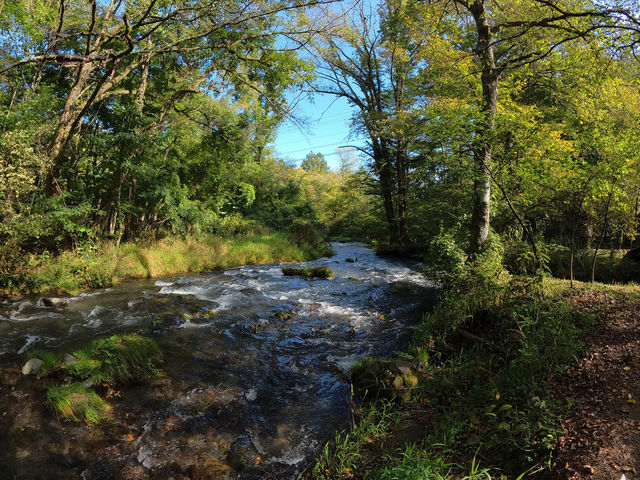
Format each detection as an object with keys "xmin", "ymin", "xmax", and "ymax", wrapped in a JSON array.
[{"xmin": 0, "ymin": 242, "xmax": 435, "ymax": 480}]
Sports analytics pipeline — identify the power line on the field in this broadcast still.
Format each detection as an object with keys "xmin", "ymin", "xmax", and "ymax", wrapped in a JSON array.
[{"xmin": 275, "ymin": 141, "xmax": 354, "ymax": 157}]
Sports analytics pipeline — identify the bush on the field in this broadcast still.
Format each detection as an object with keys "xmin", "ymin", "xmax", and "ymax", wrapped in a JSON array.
[
  {"xmin": 412, "ymin": 272, "xmax": 595, "ymax": 472},
  {"xmin": 287, "ymin": 220, "xmax": 325, "ymax": 247},
  {"xmin": 425, "ymin": 230, "xmax": 466, "ymax": 281}
]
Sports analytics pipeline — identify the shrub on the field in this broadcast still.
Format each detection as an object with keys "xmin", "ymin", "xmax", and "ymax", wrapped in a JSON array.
[
  {"xmin": 425, "ymin": 231, "xmax": 466, "ymax": 281},
  {"xmin": 287, "ymin": 220, "xmax": 325, "ymax": 248}
]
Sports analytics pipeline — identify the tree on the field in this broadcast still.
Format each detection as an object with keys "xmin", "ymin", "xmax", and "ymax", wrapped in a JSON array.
[
  {"xmin": 424, "ymin": 0, "xmax": 640, "ymax": 252},
  {"xmin": 301, "ymin": 152, "xmax": 329, "ymax": 172},
  {"xmin": 311, "ymin": 0, "xmax": 427, "ymax": 247},
  {"xmin": 0, "ymin": 0, "xmax": 325, "ymax": 195}
]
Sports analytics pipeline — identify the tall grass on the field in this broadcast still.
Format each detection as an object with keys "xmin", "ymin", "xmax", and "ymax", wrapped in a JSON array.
[{"xmin": 1, "ymin": 232, "xmax": 333, "ymax": 295}]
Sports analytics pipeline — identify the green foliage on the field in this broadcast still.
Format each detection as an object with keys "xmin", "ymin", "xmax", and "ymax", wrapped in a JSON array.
[
  {"xmin": 46, "ymin": 383, "xmax": 111, "ymax": 426},
  {"xmin": 67, "ymin": 334, "xmax": 163, "ymax": 385},
  {"xmin": 416, "ymin": 234, "xmax": 510, "ymax": 342},
  {"xmin": 425, "ymin": 230, "xmax": 467, "ymax": 281},
  {"xmin": 287, "ymin": 220, "xmax": 325, "ymax": 247},
  {"xmin": 371, "ymin": 445, "xmax": 492, "ymax": 480},
  {"xmin": 504, "ymin": 241, "xmax": 640, "ymax": 283},
  {"xmin": 314, "ymin": 400, "xmax": 403, "ymax": 480},
  {"xmin": 281, "ymin": 266, "xmax": 335, "ymax": 279},
  {"xmin": 1, "ymin": 197, "xmax": 97, "ymax": 252},
  {"xmin": 301, "ymin": 152, "xmax": 329, "ymax": 173},
  {"xmin": 26, "ymin": 350, "xmax": 64, "ymax": 376},
  {"xmin": 412, "ymin": 274, "xmax": 595, "ymax": 472}
]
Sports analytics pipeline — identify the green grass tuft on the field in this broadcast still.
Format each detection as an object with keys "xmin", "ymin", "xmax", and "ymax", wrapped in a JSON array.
[
  {"xmin": 67, "ymin": 334, "xmax": 163, "ymax": 385},
  {"xmin": 46, "ymin": 383, "xmax": 111, "ymax": 425}
]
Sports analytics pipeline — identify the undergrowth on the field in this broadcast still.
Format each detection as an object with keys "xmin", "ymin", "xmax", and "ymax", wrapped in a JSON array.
[{"xmin": 314, "ymin": 232, "xmax": 599, "ymax": 479}]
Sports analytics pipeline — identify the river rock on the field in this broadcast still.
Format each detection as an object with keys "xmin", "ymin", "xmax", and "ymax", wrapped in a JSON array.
[
  {"xmin": 40, "ymin": 297, "xmax": 68, "ymax": 307},
  {"xmin": 63, "ymin": 353, "xmax": 78, "ymax": 367},
  {"xmin": 21, "ymin": 358, "xmax": 44, "ymax": 375},
  {"xmin": 351, "ymin": 358, "xmax": 425, "ymax": 401},
  {"xmin": 226, "ymin": 436, "xmax": 259, "ymax": 471},
  {"xmin": 389, "ymin": 280, "xmax": 426, "ymax": 296}
]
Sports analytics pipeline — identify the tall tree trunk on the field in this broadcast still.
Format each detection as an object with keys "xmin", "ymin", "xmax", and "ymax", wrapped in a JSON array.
[
  {"xmin": 45, "ymin": 63, "xmax": 94, "ymax": 194},
  {"xmin": 469, "ymin": 1, "xmax": 498, "ymax": 253},
  {"xmin": 591, "ymin": 180, "xmax": 616, "ymax": 282},
  {"xmin": 395, "ymin": 145, "xmax": 410, "ymax": 246},
  {"xmin": 374, "ymin": 140, "xmax": 398, "ymax": 244}
]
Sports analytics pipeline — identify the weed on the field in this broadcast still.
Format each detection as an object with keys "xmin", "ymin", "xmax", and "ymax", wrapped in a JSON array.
[
  {"xmin": 67, "ymin": 334, "xmax": 163, "ymax": 385},
  {"xmin": 46, "ymin": 383, "xmax": 111, "ymax": 425},
  {"xmin": 314, "ymin": 400, "xmax": 404, "ymax": 479}
]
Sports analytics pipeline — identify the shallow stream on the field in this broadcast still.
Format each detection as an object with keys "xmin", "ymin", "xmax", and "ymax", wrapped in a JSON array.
[{"xmin": 0, "ymin": 243, "xmax": 435, "ymax": 480}]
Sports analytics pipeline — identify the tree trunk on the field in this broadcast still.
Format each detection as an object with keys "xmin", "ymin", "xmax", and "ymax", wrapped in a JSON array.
[
  {"xmin": 591, "ymin": 180, "xmax": 616, "ymax": 282},
  {"xmin": 469, "ymin": 1, "xmax": 498, "ymax": 254},
  {"xmin": 45, "ymin": 63, "xmax": 94, "ymax": 194},
  {"xmin": 395, "ymin": 145, "xmax": 410, "ymax": 246},
  {"xmin": 375, "ymin": 141, "xmax": 398, "ymax": 244}
]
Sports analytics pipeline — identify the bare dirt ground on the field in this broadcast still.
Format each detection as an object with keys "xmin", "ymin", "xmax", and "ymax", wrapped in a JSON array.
[{"xmin": 549, "ymin": 287, "xmax": 640, "ymax": 480}]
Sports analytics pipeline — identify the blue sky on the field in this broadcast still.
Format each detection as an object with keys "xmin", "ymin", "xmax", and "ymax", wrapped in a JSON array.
[{"xmin": 271, "ymin": 93, "xmax": 366, "ymax": 171}]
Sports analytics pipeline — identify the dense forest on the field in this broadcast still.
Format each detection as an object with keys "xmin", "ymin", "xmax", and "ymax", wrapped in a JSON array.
[
  {"xmin": 1, "ymin": 0, "xmax": 640, "ymax": 287},
  {"xmin": 2, "ymin": 0, "xmax": 640, "ymax": 479}
]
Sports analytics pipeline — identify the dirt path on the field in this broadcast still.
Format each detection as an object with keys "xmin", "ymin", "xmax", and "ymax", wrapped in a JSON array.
[{"xmin": 549, "ymin": 288, "xmax": 640, "ymax": 480}]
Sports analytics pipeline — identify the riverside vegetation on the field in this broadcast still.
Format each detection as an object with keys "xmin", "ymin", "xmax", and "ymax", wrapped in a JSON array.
[
  {"xmin": 26, "ymin": 334, "xmax": 164, "ymax": 426},
  {"xmin": 3, "ymin": 0, "xmax": 640, "ymax": 478},
  {"xmin": 314, "ymin": 233, "xmax": 640, "ymax": 479}
]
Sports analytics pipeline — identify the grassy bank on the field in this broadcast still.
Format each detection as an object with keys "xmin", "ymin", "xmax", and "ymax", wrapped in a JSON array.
[
  {"xmin": 0, "ymin": 232, "xmax": 333, "ymax": 296},
  {"xmin": 315, "ymin": 236, "xmax": 640, "ymax": 479}
]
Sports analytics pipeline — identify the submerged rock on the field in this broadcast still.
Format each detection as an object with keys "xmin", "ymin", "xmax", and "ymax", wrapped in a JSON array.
[
  {"xmin": 389, "ymin": 280, "xmax": 426, "ymax": 296},
  {"xmin": 192, "ymin": 457, "xmax": 233, "ymax": 480},
  {"xmin": 22, "ymin": 358, "xmax": 44, "ymax": 375},
  {"xmin": 351, "ymin": 358, "xmax": 426, "ymax": 401},
  {"xmin": 227, "ymin": 436, "xmax": 260, "ymax": 471},
  {"xmin": 40, "ymin": 297, "xmax": 68, "ymax": 308}
]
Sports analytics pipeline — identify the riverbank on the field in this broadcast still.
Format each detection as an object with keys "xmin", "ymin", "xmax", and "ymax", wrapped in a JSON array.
[
  {"xmin": 315, "ymin": 275, "xmax": 640, "ymax": 479},
  {"xmin": 0, "ymin": 232, "xmax": 334, "ymax": 296}
]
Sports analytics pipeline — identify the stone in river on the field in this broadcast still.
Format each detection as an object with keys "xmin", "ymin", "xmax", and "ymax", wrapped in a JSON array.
[{"xmin": 22, "ymin": 358, "xmax": 44, "ymax": 375}]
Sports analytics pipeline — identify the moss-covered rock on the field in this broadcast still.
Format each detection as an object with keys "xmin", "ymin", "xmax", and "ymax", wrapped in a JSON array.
[
  {"xmin": 281, "ymin": 266, "xmax": 334, "ymax": 279},
  {"xmin": 351, "ymin": 358, "xmax": 427, "ymax": 401}
]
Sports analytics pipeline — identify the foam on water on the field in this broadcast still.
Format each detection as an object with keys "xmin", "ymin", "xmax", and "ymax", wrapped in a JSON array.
[{"xmin": 17, "ymin": 334, "xmax": 41, "ymax": 353}]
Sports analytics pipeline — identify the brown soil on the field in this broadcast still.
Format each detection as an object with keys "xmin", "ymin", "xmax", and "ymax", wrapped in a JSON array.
[{"xmin": 547, "ymin": 288, "xmax": 640, "ymax": 480}]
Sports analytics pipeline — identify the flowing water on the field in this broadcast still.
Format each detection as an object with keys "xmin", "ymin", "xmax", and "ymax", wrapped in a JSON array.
[{"xmin": 0, "ymin": 243, "xmax": 435, "ymax": 480}]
